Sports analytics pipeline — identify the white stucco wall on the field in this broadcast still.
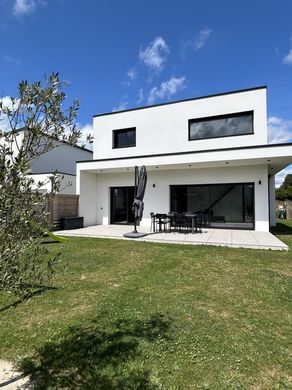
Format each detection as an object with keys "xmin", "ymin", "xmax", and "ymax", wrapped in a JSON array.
[
  {"xmin": 269, "ymin": 174, "xmax": 276, "ymax": 226},
  {"xmin": 93, "ymin": 87, "xmax": 267, "ymax": 159},
  {"xmin": 30, "ymin": 142, "xmax": 92, "ymax": 175},
  {"xmin": 78, "ymin": 171, "xmax": 98, "ymax": 226},
  {"xmin": 28, "ymin": 173, "xmax": 76, "ymax": 194},
  {"xmin": 78, "ymin": 165, "xmax": 270, "ymax": 232}
]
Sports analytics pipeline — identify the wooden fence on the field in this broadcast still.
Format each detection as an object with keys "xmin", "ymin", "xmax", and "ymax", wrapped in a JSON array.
[{"xmin": 44, "ymin": 194, "xmax": 79, "ymax": 230}]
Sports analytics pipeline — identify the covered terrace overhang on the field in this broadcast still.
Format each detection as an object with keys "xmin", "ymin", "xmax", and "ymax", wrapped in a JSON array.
[{"xmin": 76, "ymin": 143, "xmax": 292, "ymax": 175}]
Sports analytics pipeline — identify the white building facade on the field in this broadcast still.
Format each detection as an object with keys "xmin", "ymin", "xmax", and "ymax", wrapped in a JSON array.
[
  {"xmin": 77, "ymin": 86, "xmax": 292, "ymax": 232},
  {"xmin": 29, "ymin": 141, "xmax": 93, "ymax": 194},
  {"xmin": 9, "ymin": 130, "xmax": 93, "ymax": 194}
]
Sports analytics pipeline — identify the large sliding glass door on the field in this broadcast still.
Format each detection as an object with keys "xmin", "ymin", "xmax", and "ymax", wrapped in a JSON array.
[
  {"xmin": 170, "ymin": 183, "xmax": 254, "ymax": 229},
  {"xmin": 110, "ymin": 187, "xmax": 135, "ymax": 224}
]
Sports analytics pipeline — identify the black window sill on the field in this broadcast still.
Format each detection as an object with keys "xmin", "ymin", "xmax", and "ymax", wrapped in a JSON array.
[{"xmin": 113, "ymin": 144, "xmax": 136, "ymax": 149}]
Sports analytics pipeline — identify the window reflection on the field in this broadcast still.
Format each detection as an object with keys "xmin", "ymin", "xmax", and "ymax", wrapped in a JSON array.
[
  {"xmin": 170, "ymin": 183, "xmax": 254, "ymax": 229},
  {"xmin": 189, "ymin": 111, "xmax": 253, "ymax": 140}
]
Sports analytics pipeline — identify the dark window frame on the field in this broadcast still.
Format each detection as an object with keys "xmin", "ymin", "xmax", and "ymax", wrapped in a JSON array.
[
  {"xmin": 112, "ymin": 127, "xmax": 136, "ymax": 149},
  {"xmin": 110, "ymin": 186, "xmax": 136, "ymax": 224},
  {"xmin": 169, "ymin": 182, "xmax": 255, "ymax": 230},
  {"xmin": 188, "ymin": 111, "xmax": 254, "ymax": 141}
]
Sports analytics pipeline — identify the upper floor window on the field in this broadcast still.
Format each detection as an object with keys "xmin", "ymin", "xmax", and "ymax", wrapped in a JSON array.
[
  {"xmin": 188, "ymin": 111, "xmax": 254, "ymax": 141},
  {"xmin": 113, "ymin": 127, "xmax": 136, "ymax": 148}
]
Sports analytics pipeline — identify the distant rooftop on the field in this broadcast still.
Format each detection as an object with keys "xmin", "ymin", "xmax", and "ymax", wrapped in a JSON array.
[{"xmin": 14, "ymin": 127, "xmax": 93, "ymax": 153}]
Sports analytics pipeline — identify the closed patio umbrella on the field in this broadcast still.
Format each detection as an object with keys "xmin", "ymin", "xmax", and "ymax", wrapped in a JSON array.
[
  {"xmin": 132, "ymin": 165, "xmax": 147, "ymax": 220},
  {"xmin": 124, "ymin": 165, "xmax": 148, "ymax": 238}
]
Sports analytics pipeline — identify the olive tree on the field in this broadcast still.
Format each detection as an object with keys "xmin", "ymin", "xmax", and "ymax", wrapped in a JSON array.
[{"xmin": 0, "ymin": 73, "xmax": 85, "ymax": 298}]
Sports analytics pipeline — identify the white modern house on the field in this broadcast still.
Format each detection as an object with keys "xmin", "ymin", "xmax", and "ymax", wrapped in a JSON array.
[
  {"xmin": 10, "ymin": 129, "xmax": 93, "ymax": 194},
  {"xmin": 76, "ymin": 86, "xmax": 292, "ymax": 232}
]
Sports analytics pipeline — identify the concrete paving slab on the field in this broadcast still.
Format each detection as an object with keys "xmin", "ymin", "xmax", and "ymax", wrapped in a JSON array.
[
  {"xmin": 232, "ymin": 230, "xmax": 259, "ymax": 246},
  {"xmin": 251, "ymin": 231, "xmax": 288, "ymax": 250},
  {"xmin": 207, "ymin": 229, "xmax": 232, "ymax": 244},
  {"xmin": 55, "ymin": 225, "xmax": 288, "ymax": 251},
  {"xmin": 183, "ymin": 230, "xmax": 212, "ymax": 243}
]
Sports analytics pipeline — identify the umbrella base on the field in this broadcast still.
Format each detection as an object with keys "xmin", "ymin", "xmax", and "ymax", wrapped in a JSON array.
[{"xmin": 123, "ymin": 231, "xmax": 148, "ymax": 238}]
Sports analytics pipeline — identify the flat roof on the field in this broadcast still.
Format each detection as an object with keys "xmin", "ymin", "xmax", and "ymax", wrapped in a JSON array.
[{"xmin": 93, "ymin": 85, "xmax": 267, "ymax": 118}]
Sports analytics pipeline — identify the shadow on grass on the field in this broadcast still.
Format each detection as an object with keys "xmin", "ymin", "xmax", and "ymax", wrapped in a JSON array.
[
  {"xmin": 271, "ymin": 221, "xmax": 292, "ymax": 236},
  {"xmin": 0, "ymin": 286, "xmax": 57, "ymax": 313},
  {"xmin": 41, "ymin": 240, "xmax": 62, "ymax": 245},
  {"xmin": 19, "ymin": 313, "xmax": 172, "ymax": 389}
]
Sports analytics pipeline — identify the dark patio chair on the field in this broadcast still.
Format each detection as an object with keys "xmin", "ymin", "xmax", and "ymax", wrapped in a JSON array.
[
  {"xmin": 196, "ymin": 212, "xmax": 203, "ymax": 233},
  {"xmin": 201, "ymin": 211, "xmax": 210, "ymax": 227},
  {"xmin": 155, "ymin": 213, "xmax": 171, "ymax": 233},
  {"xmin": 150, "ymin": 212, "xmax": 159, "ymax": 232},
  {"xmin": 173, "ymin": 213, "xmax": 188, "ymax": 233}
]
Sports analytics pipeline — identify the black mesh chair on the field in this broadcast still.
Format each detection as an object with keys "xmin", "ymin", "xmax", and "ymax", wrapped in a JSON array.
[
  {"xmin": 173, "ymin": 213, "xmax": 188, "ymax": 233},
  {"xmin": 201, "ymin": 211, "xmax": 210, "ymax": 227},
  {"xmin": 196, "ymin": 212, "xmax": 203, "ymax": 233},
  {"xmin": 155, "ymin": 213, "xmax": 171, "ymax": 233}
]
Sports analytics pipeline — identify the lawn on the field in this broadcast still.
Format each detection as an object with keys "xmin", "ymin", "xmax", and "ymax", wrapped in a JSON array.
[{"xmin": 0, "ymin": 222, "xmax": 292, "ymax": 389}]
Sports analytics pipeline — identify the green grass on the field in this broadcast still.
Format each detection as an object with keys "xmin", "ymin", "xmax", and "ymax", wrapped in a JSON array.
[{"xmin": 0, "ymin": 222, "xmax": 292, "ymax": 389}]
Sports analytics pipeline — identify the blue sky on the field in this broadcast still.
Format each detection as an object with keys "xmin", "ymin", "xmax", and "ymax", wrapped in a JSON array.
[{"xmin": 0, "ymin": 0, "xmax": 292, "ymax": 183}]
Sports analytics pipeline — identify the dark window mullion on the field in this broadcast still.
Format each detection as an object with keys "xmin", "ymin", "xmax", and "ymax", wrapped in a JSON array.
[{"xmin": 113, "ymin": 127, "xmax": 136, "ymax": 148}]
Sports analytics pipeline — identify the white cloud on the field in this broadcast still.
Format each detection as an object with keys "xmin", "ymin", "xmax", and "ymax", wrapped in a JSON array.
[
  {"xmin": 0, "ymin": 96, "xmax": 15, "ymax": 110},
  {"xmin": 112, "ymin": 101, "xmax": 128, "ymax": 112},
  {"xmin": 127, "ymin": 68, "xmax": 138, "ymax": 81},
  {"xmin": 268, "ymin": 116, "xmax": 292, "ymax": 187},
  {"xmin": 268, "ymin": 116, "xmax": 292, "ymax": 143},
  {"xmin": 180, "ymin": 28, "xmax": 212, "ymax": 57},
  {"xmin": 275, "ymin": 165, "xmax": 292, "ymax": 188},
  {"xmin": 283, "ymin": 34, "xmax": 292, "ymax": 64},
  {"xmin": 4, "ymin": 54, "xmax": 21, "ymax": 64},
  {"xmin": 76, "ymin": 123, "xmax": 94, "ymax": 150},
  {"xmin": 137, "ymin": 89, "xmax": 144, "ymax": 104},
  {"xmin": 12, "ymin": 0, "xmax": 45, "ymax": 17},
  {"xmin": 0, "ymin": 96, "xmax": 20, "ymax": 132},
  {"xmin": 283, "ymin": 50, "xmax": 292, "ymax": 64},
  {"xmin": 139, "ymin": 37, "xmax": 169, "ymax": 72},
  {"xmin": 194, "ymin": 28, "xmax": 212, "ymax": 50},
  {"xmin": 180, "ymin": 39, "xmax": 192, "ymax": 58},
  {"xmin": 148, "ymin": 76, "xmax": 186, "ymax": 104}
]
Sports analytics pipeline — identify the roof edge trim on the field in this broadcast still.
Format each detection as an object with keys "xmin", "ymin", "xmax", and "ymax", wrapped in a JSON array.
[
  {"xmin": 76, "ymin": 142, "xmax": 292, "ymax": 164},
  {"xmin": 93, "ymin": 86, "xmax": 267, "ymax": 118}
]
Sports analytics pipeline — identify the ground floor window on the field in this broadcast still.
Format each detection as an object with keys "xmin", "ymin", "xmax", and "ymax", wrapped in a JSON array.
[
  {"xmin": 170, "ymin": 183, "xmax": 254, "ymax": 229},
  {"xmin": 110, "ymin": 186, "xmax": 135, "ymax": 224}
]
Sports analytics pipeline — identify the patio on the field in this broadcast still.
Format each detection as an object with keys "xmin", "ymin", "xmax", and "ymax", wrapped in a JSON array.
[{"xmin": 55, "ymin": 224, "xmax": 288, "ymax": 251}]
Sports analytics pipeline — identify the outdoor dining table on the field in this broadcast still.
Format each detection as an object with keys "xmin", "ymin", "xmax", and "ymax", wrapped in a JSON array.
[{"xmin": 184, "ymin": 213, "xmax": 199, "ymax": 234}]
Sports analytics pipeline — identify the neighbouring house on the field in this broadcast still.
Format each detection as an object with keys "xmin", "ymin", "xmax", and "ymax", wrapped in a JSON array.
[
  {"xmin": 76, "ymin": 86, "xmax": 292, "ymax": 232},
  {"xmin": 10, "ymin": 129, "xmax": 93, "ymax": 194}
]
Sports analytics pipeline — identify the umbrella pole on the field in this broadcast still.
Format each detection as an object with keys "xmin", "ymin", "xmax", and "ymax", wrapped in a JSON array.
[
  {"xmin": 123, "ymin": 165, "xmax": 148, "ymax": 238},
  {"xmin": 133, "ymin": 166, "xmax": 138, "ymax": 233}
]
